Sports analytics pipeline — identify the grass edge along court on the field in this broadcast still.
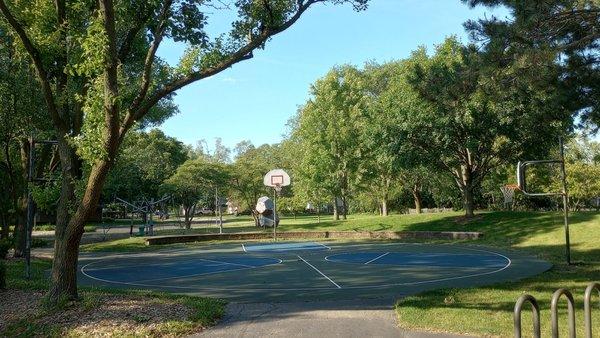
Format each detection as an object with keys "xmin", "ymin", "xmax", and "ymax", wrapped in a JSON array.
[{"xmin": 394, "ymin": 211, "xmax": 600, "ymax": 337}]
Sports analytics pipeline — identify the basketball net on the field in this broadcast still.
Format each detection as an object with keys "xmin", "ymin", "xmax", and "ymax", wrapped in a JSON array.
[
  {"xmin": 274, "ymin": 184, "xmax": 282, "ymax": 194},
  {"xmin": 500, "ymin": 184, "xmax": 519, "ymax": 205}
]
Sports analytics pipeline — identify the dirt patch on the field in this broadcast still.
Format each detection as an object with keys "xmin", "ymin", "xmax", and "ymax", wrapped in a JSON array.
[
  {"xmin": 0, "ymin": 289, "xmax": 202, "ymax": 337},
  {"xmin": 0, "ymin": 289, "xmax": 45, "ymax": 331}
]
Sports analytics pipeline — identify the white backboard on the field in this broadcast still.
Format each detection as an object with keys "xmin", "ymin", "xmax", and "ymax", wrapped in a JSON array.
[{"xmin": 264, "ymin": 169, "xmax": 291, "ymax": 187}]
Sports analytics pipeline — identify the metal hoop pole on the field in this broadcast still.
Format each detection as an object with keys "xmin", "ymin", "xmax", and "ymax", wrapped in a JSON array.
[
  {"xmin": 551, "ymin": 288, "xmax": 576, "ymax": 338},
  {"xmin": 273, "ymin": 187, "xmax": 277, "ymax": 241},
  {"xmin": 559, "ymin": 137, "xmax": 571, "ymax": 265},
  {"xmin": 514, "ymin": 294, "xmax": 541, "ymax": 338},
  {"xmin": 584, "ymin": 282, "xmax": 600, "ymax": 338}
]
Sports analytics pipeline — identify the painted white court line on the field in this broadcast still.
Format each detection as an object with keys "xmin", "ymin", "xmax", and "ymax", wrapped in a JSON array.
[
  {"xmin": 297, "ymin": 255, "xmax": 341, "ymax": 289},
  {"xmin": 81, "ymin": 259, "xmax": 283, "ymax": 286},
  {"xmin": 80, "ymin": 246, "xmax": 515, "ymax": 292},
  {"xmin": 198, "ymin": 258, "xmax": 254, "ymax": 268},
  {"xmin": 317, "ymin": 242, "xmax": 331, "ymax": 250},
  {"xmin": 134, "ymin": 266, "xmax": 257, "ymax": 283},
  {"xmin": 364, "ymin": 252, "xmax": 390, "ymax": 265},
  {"xmin": 83, "ymin": 258, "xmax": 227, "ymax": 271}
]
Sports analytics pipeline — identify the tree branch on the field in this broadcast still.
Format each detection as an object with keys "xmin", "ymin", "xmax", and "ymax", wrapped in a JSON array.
[
  {"xmin": 0, "ymin": 0, "xmax": 67, "ymax": 132},
  {"xmin": 98, "ymin": 0, "xmax": 120, "ymax": 159},
  {"xmin": 123, "ymin": 0, "xmax": 320, "ymax": 138},
  {"xmin": 120, "ymin": 0, "xmax": 173, "ymax": 137}
]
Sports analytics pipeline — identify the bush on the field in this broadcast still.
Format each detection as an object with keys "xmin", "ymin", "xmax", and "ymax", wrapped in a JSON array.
[
  {"xmin": 84, "ymin": 225, "xmax": 97, "ymax": 233},
  {"xmin": 31, "ymin": 238, "xmax": 50, "ymax": 248},
  {"xmin": 0, "ymin": 261, "xmax": 5, "ymax": 289},
  {"xmin": 0, "ymin": 238, "xmax": 12, "ymax": 259},
  {"xmin": 33, "ymin": 224, "xmax": 55, "ymax": 231}
]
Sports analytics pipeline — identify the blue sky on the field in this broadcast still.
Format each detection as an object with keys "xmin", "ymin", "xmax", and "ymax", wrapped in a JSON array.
[{"xmin": 157, "ymin": 0, "xmax": 508, "ymax": 150}]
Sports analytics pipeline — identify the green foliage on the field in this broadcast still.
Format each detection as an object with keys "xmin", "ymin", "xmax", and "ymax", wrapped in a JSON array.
[
  {"xmin": 162, "ymin": 157, "xmax": 230, "ymax": 226},
  {"xmin": 30, "ymin": 176, "xmax": 61, "ymax": 213},
  {"xmin": 392, "ymin": 37, "xmax": 571, "ymax": 215},
  {"xmin": 103, "ymin": 129, "xmax": 188, "ymax": 200},
  {"xmin": 0, "ymin": 238, "xmax": 11, "ymax": 259},
  {"xmin": 464, "ymin": 0, "xmax": 600, "ymax": 130},
  {"xmin": 290, "ymin": 66, "xmax": 369, "ymax": 216},
  {"xmin": 230, "ymin": 143, "xmax": 283, "ymax": 213},
  {"xmin": 31, "ymin": 238, "xmax": 50, "ymax": 248}
]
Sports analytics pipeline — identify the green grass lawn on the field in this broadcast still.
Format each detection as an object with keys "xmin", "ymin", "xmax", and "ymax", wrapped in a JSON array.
[{"xmin": 394, "ymin": 211, "xmax": 600, "ymax": 337}]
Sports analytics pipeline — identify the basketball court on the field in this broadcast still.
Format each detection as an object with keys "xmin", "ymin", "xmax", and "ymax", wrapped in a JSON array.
[{"xmin": 78, "ymin": 240, "xmax": 551, "ymax": 302}]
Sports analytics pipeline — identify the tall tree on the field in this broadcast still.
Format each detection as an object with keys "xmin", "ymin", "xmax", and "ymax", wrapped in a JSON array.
[
  {"xmin": 397, "ymin": 37, "xmax": 572, "ymax": 217},
  {"xmin": 290, "ymin": 66, "xmax": 368, "ymax": 220},
  {"xmin": 464, "ymin": 0, "xmax": 600, "ymax": 129},
  {"xmin": 162, "ymin": 158, "xmax": 229, "ymax": 228},
  {"xmin": 0, "ymin": 0, "xmax": 369, "ymax": 302}
]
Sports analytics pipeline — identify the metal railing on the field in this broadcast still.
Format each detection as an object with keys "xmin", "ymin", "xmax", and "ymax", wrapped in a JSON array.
[{"xmin": 514, "ymin": 281, "xmax": 599, "ymax": 338}]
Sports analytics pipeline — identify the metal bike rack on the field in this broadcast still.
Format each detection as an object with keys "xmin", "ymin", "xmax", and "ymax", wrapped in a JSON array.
[
  {"xmin": 551, "ymin": 288, "xmax": 576, "ymax": 338},
  {"xmin": 584, "ymin": 282, "xmax": 600, "ymax": 338},
  {"xmin": 514, "ymin": 282, "xmax": 599, "ymax": 338},
  {"xmin": 514, "ymin": 294, "xmax": 541, "ymax": 338}
]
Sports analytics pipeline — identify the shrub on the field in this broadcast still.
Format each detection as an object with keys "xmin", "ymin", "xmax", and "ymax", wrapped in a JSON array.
[
  {"xmin": 31, "ymin": 238, "xmax": 50, "ymax": 248},
  {"xmin": 0, "ymin": 238, "xmax": 12, "ymax": 259},
  {"xmin": 33, "ymin": 224, "xmax": 56, "ymax": 231}
]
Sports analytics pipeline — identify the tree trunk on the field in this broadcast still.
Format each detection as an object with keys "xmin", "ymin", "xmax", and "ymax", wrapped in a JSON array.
[
  {"xmin": 251, "ymin": 210, "xmax": 260, "ymax": 227},
  {"xmin": 463, "ymin": 187, "xmax": 475, "ymax": 217},
  {"xmin": 12, "ymin": 204, "xmax": 26, "ymax": 257},
  {"xmin": 48, "ymin": 137, "xmax": 111, "ymax": 302},
  {"xmin": 412, "ymin": 185, "xmax": 422, "ymax": 214},
  {"xmin": 13, "ymin": 140, "xmax": 30, "ymax": 257},
  {"xmin": 332, "ymin": 199, "xmax": 339, "ymax": 221},
  {"xmin": 341, "ymin": 196, "xmax": 347, "ymax": 220},
  {"xmin": 381, "ymin": 198, "xmax": 388, "ymax": 216},
  {"xmin": 456, "ymin": 165, "xmax": 476, "ymax": 218},
  {"xmin": 316, "ymin": 206, "xmax": 321, "ymax": 223}
]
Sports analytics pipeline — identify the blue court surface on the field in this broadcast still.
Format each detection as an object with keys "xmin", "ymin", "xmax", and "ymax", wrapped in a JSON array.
[
  {"xmin": 325, "ymin": 252, "xmax": 508, "ymax": 268},
  {"xmin": 78, "ymin": 241, "xmax": 551, "ymax": 302}
]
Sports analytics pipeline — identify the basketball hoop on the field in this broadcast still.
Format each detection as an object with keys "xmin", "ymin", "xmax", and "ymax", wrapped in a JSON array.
[
  {"xmin": 264, "ymin": 169, "xmax": 290, "ymax": 192},
  {"xmin": 500, "ymin": 184, "xmax": 519, "ymax": 205},
  {"xmin": 263, "ymin": 169, "xmax": 291, "ymax": 241}
]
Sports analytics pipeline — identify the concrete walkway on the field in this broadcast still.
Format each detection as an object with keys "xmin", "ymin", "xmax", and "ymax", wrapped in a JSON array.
[{"xmin": 193, "ymin": 299, "xmax": 465, "ymax": 338}]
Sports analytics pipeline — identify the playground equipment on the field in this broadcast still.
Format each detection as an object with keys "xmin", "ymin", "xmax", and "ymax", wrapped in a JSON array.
[{"xmin": 113, "ymin": 195, "xmax": 170, "ymax": 236}]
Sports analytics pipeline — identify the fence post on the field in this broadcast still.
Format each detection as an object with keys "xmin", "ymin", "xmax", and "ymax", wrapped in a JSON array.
[
  {"xmin": 551, "ymin": 288, "xmax": 576, "ymax": 338},
  {"xmin": 584, "ymin": 282, "xmax": 600, "ymax": 338},
  {"xmin": 514, "ymin": 294, "xmax": 541, "ymax": 338}
]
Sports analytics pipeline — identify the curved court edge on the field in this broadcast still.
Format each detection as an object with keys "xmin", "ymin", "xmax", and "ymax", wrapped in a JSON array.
[{"xmin": 77, "ymin": 241, "xmax": 552, "ymax": 303}]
